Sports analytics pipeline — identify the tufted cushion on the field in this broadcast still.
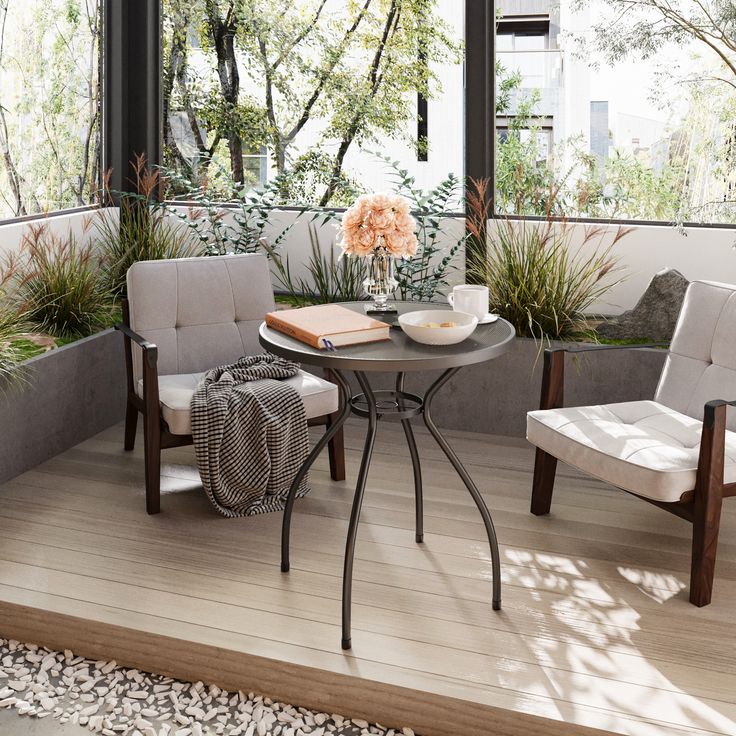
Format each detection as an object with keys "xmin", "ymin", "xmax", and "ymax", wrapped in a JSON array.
[
  {"xmin": 127, "ymin": 254, "xmax": 340, "ymax": 431},
  {"xmin": 655, "ymin": 280, "xmax": 736, "ymax": 430},
  {"xmin": 137, "ymin": 371, "xmax": 339, "ymax": 435},
  {"xmin": 126, "ymin": 254, "xmax": 276, "ymax": 385},
  {"xmin": 527, "ymin": 400, "xmax": 736, "ymax": 502}
]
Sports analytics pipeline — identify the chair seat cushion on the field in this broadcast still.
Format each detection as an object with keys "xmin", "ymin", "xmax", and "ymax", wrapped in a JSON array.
[
  {"xmin": 137, "ymin": 370, "xmax": 339, "ymax": 436},
  {"xmin": 527, "ymin": 400, "xmax": 736, "ymax": 502}
]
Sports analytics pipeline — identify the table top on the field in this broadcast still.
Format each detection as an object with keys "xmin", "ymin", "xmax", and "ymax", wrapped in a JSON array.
[{"xmin": 259, "ymin": 301, "xmax": 516, "ymax": 372}]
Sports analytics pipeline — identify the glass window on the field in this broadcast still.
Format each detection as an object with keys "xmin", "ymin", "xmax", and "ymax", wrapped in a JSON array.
[
  {"xmin": 162, "ymin": 0, "xmax": 465, "ymax": 209},
  {"xmin": 0, "ymin": 0, "xmax": 101, "ymax": 220},
  {"xmin": 494, "ymin": 0, "xmax": 736, "ymax": 224}
]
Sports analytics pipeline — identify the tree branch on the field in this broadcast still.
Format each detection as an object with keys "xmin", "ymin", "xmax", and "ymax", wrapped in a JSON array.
[{"xmin": 284, "ymin": 0, "xmax": 374, "ymax": 143}]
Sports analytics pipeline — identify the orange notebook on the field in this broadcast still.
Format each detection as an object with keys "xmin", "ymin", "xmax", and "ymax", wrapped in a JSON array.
[{"xmin": 265, "ymin": 304, "xmax": 390, "ymax": 349}]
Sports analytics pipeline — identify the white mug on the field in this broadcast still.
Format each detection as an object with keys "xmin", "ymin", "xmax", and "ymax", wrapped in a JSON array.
[{"xmin": 448, "ymin": 285, "xmax": 489, "ymax": 320}]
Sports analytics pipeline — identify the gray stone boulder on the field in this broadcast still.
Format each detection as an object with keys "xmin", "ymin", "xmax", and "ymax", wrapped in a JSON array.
[{"xmin": 597, "ymin": 267, "xmax": 689, "ymax": 342}]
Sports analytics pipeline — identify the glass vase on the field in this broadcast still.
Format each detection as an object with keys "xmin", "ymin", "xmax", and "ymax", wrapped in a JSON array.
[{"xmin": 363, "ymin": 244, "xmax": 398, "ymax": 312}]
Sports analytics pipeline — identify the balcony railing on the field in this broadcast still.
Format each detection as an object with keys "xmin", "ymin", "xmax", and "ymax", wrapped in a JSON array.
[{"xmin": 496, "ymin": 49, "xmax": 563, "ymax": 89}]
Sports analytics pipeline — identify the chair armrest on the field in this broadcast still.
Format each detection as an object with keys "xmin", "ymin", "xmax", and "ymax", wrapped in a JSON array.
[
  {"xmin": 702, "ymin": 399, "xmax": 736, "ymax": 428},
  {"xmin": 115, "ymin": 323, "xmax": 159, "ymax": 411},
  {"xmin": 115, "ymin": 322, "xmax": 158, "ymax": 352},
  {"xmin": 536, "ymin": 343, "xmax": 669, "ymax": 411}
]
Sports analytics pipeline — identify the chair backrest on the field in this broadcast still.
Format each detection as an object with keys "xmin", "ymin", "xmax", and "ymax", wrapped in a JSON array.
[
  {"xmin": 655, "ymin": 280, "xmax": 736, "ymax": 429},
  {"xmin": 126, "ymin": 254, "xmax": 275, "ymax": 383}
]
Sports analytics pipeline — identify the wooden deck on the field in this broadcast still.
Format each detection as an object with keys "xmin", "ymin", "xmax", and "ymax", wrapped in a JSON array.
[{"xmin": 0, "ymin": 420, "xmax": 734, "ymax": 736}]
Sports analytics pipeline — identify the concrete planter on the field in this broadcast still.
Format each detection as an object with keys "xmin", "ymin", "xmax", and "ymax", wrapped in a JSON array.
[
  {"xmin": 0, "ymin": 329, "xmax": 126, "ymax": 484},
  {"xmin": 0, "ymin": 328, "xmax": 665, "ymax": 485},
  {"xmin": 369, "ymin": 337, "xmax": 667, "ymax": 438}
]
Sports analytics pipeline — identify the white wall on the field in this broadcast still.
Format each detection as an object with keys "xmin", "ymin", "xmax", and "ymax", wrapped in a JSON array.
[
  {"xmin": 2, "ymin": 207, "xmax": 735, "ymax": 315},
  {"xmin": 0, "ymin": 208, "xmax": 113, "ymax": 260},
  {"xmin": 155, "ymin": 207, "xmax": 736, "ymax": 313},
  {"xmin": 273, "ymin": 215, "xmax": 736, "ymax": 314},
  {"xmin": 172, "ymin": 207, "xmax": 468, "ymax": 298}
]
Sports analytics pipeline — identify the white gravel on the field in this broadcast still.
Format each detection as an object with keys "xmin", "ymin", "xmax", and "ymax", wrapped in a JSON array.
[{"xmin": 0, "ymin": 638, "xmax": 417, "ymax": 736}]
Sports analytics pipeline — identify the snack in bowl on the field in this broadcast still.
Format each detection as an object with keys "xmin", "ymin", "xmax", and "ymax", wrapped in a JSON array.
[
  {"xmin": 421, "ymin": 321, "xmax": 458, "ymax": 328},
  {"xmin": 399, "ymin": 309, "xmax": 478, "ymax": 345}
]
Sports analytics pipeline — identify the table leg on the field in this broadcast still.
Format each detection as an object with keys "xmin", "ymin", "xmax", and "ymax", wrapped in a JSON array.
[
  {"xmin": 423, "ymin": 367, "xmax": 502, "ymax": 610},
  {"xmin": 342, "ymin": 370, "xmax": 379, "ymax": 650},
  {"xmin": 396, "ymin": 372, "xmax": 423, "ymax": 543},
  {"xmin": 281, "ymin": 368, "xmax": 352, "ymax": 573}
]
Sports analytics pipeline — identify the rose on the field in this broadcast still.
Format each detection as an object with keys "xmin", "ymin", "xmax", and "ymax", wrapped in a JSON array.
[
  {"xmin": 367, "ymin": 193, "xmax": 394, "ymax": 212},
  {"xmin": 339, "ymin": 192, "xmax": 417, "ymax": 258},
  {"xmin": 383, "ymin": 229, "xmax": 418, "ymax": 258},
  {"xmin": 367, "ymin": 208, "xmax": 396, "ymax": 232}
]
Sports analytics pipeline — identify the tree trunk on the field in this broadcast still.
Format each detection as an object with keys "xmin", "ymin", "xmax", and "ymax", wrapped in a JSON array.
[
  {"xmin": 229, "ymin": 136, "xmax": 244, "ymax": 186},
  {"xmin": 206, "ymin": 1, "xmax": 244, "ymax": 187},
  {"xmin": 319, "ymin": 1, "xmax": 400, "ymax": 206},
  {"xmin": 0, "ymin": 107, "xmax": 25, "ymax": 216}
]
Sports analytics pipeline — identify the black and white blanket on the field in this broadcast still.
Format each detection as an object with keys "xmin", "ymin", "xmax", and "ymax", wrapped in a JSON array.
[{"xmin": 190, "ymin": 354, "xmax": 310, "ymax": 517}]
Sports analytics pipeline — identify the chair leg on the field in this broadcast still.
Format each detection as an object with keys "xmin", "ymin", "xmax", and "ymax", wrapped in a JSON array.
[
  {"xmin": 690, "ymin": 487, "xmax": 723, "ymax": 607},
  {"xmin": 124, "ymin": 401, "xmax": 138, "ymax": 451},
  {"xmin": 143, "ymin": 409, "xmax": 161, "ymax": 515},
  {"xmin": 531, "ymin": 448, "xmax": 557, "ymax": 516},
  {"xmin": 326, "ymin": 412, "xmax": 346, "ymax": 482}
]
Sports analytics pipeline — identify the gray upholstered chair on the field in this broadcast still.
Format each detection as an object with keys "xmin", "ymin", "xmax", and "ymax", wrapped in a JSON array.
[
  {"xmin": 527, "ymin": 280, "xmax": 736, "ymax": 607},
  {"xmin": 117, "ymin": 253, "xmax": 344, "ymax": 514}
]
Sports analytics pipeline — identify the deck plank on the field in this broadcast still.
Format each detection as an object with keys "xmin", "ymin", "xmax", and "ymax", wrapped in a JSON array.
[{"xmin": 0, "ymin": 420, "xmax": 734, "ymax": 736}]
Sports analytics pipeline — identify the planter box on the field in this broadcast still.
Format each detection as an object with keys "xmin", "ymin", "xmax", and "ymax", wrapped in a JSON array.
[
  {"xmin": 0, "ymin": 329, "xmax": 126, "ymax": 484},
  {"xmin": 0, "ymin": 329, "xmax": 664, "ymax": 485},
  {"xmin": 367, "ymin": 337, "xmax": 667, "ymax": 438}
]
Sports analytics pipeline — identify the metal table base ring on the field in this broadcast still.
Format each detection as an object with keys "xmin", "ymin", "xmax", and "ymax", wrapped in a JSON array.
[{"xmin": 350, "ymin": 389, "xmax": 423, "ymax": 419}]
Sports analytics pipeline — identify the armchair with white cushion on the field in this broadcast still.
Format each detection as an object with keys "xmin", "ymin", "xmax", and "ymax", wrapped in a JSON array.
[
  {"xmin": 527, "ymin": 280, "xmax": 736, "ymax": 607},
  {"xmin": 116, "ymin": 253, "xmax": 345, "ymax": 514}
]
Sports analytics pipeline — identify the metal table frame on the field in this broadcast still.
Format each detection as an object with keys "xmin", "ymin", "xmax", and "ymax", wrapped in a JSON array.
[
  {"xmin": 260, "ymin": 303, "xmax": 515, "ymax": 650},
  {"xmin": 280, "ymin": 367, "xmax": 502, "ymax": 650}
]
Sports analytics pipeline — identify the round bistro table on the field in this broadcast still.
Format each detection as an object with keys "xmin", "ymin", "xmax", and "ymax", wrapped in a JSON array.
[{"xmin": 259, "ymin": 301, "xmax": 516, "ymax": 649}]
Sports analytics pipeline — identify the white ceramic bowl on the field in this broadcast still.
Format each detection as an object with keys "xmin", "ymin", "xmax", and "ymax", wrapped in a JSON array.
[{"xmin": 398, "ymin": 310, "xmax": 478, "ymax": 346}]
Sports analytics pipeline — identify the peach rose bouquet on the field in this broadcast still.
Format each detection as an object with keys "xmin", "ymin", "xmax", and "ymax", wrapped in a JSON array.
[{"xmin": 339, "ymin": 193, "xmax": 418, "ymax": 259}]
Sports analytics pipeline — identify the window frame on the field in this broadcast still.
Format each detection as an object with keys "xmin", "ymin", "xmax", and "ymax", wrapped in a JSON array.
[
  {"xmin": 468, "ymin": 0, "xmax": 735, "ymax": 231},
  {"xmin": 2, "ymin": 2, "xmax": 731, "ymax": 230}
]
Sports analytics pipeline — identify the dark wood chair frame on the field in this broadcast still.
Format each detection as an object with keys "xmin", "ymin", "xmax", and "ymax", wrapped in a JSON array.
[
  {"xmin": 531, "ymin": 344, "xmax": 735, "ymax": 607},
  {"xmin": 116, "ymin": 299, "xmax": 346, "ymax": 515}
]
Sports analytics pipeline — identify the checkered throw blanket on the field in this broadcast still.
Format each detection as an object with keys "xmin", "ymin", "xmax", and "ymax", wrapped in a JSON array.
[{"xmin": 191, "ymin": 354, "xmax": 310, "ymax": 517}]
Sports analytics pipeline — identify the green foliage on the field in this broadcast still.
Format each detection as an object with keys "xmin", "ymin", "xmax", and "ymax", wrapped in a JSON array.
[
  {"xmin": 493, "ymin": 74, "xmax": 722, "ymax": 222},
  {"xmin": 0, "ymin": 0, "xmax": 100, "ymax": 218},
  {"xmin": 96, "ymin": 160, "xmax": 201, "ymax": 296},
  {"xmin": 11, "ymin": 223, "xmax": 113, "ymax": 340},
  {"xmin": 494, "ymin": 18, "xmax": 736, "ymax": 225},
  {"xmin": 161, "ymin": 163, "xmax": 307, "ymax": 257},
  {"xmin": 266, "ymin": 224, "xmax": 367, "ymax": 307},
  {"xmin": 0, "ymin": 306, "xmax": 28, "ymax": 389},
  {"xmin": 0, "ymin": 258, "xmax": 29, "ymax": 387},
  {"xmin": 163, "ymin": 0, "xmax": 462, "ymax": 205},
  {"xmin": 467, "ymin": 180, "xmax": 627, "ymax": 341},
  {"xmin": 573, "ymin": 148, "xmax": 685, "ymax": 221},
  {"xmin": 570, "ymin": 0, "xmax": 735, "ymax": 79},
  {"xmin": 377, "ymin": 155, "xmax": 464, "ymax": 301},
  {"xmin": 279, "ymin": 150, "xmax": 362, "ymax": 208},
  {"xmin": 495, "ymin": 60, "xmax": 522, "ymax": 115}
]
